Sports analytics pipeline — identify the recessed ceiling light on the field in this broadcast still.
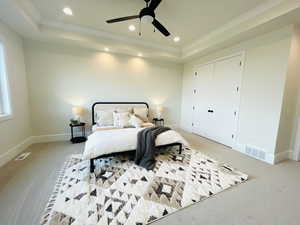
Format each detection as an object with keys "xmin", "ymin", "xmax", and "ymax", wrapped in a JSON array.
[
  {"xmin": 104, "ymin": 47, "xmax": 109, "ymax": 52},
  {"xmin": 129, "ymin": 25, "xmax": 136, "ymax": 31},
  {"xmin": 173, "ymin": 36, "xmax": 180, "ymax": 42},
  {"xmin": 63, "ymin": 7, "xmax": 73, "ymax": 16},
  {"xmin": 138, "ymin": 53, "xmax": 143, "ymax": 57}
]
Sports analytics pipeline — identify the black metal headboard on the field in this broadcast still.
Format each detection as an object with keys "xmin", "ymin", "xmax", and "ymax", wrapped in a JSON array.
[{"xmin": 92, "ymin": 102, "xmax": 149, "ymax": 125}]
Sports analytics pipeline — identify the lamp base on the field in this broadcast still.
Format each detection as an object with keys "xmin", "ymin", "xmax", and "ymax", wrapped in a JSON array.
[
  {"xmin": 71, "ymin": 136, "xmax": 87, "ymax": 144},
  {"xmin": 156, "ymin": 113, "xmax": 162, "ymax": 120}
]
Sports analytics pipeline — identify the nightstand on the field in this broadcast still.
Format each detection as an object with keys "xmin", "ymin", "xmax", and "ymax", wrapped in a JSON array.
[
  {"xmin": 70, "ymin": 122, "xmax": 87, "ymax": 144},
  {"xmin": 153, "ymin": 118, "xmax": 164, "ymax": 126}
]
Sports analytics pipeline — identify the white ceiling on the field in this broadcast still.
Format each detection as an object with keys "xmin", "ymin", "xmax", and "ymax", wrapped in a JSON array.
[
  {"xmin": 1, "ymin": 0, "xmax": 300, "ymax": 62},
  {"xmin": 31, "ymin": 0, "xmax": 266, "ymax": 47}
]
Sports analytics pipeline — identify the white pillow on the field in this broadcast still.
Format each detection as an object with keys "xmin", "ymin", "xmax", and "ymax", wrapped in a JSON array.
[
  {"xmin": 116, "ymin": 107, "xmax": 133, "ymax": 113},
  {"xmin": 96, "ymin": 110, "xmax": 114, "ymax": 126},
  {"xmin": 129, "ymin": 114, "xmax": 144, "ymax": 128},
  {"xmin": 113, "ymin": 112, "xmax": 130, "ymax": 128},
  {"xmin": 133, "ymin": 107, "xmax": 148, "ymax": 122}
]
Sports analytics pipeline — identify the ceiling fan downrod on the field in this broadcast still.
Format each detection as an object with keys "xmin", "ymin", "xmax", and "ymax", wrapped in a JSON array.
[
  {"xmin": 106, "ymin": 0, "xmax": 170, "ymax": 37},
  {"xmin": 145, "ymin": 0, "xmax": 151, "ymax": 7}
]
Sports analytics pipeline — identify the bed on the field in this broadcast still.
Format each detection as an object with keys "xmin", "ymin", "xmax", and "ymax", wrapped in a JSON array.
[{"xmin": 83, "ymin": 102, "xmax": 189, "ymax": 172}]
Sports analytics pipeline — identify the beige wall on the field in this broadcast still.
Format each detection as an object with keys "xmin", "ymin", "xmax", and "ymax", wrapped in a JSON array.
[
  {"xmin": 0, "ymin": 20, "xmax": 296, "ymax": 165},
  {"xmin": 24, "ymin": 40, "xmax": 183, "ymax": 136},
  {"xmin": 277, "ymin": 25, "xmax": 300, "ymax": 160},
  {"xmin": 181, "ymin": 26, "xmax": 292, "ymax": 158},
  {"xmin": 292, "ymin": 25, "xmax": 300, "ymax": 161},
  {"xmin": 0, "ymin": 22, "xmax": 32, "ymax": 162}
]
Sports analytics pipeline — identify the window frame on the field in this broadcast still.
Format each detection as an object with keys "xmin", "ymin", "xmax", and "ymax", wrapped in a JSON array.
[{"xmin": 0, "ymin": 39, "xmax": 13, "ymax": 122}]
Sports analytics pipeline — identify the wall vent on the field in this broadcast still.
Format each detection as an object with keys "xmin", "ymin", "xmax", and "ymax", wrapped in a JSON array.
[
  {"xmin": 15, "ymin": 152, "xmax": 31, "ymax": 161},
  {"xmin": 245, "ymin": 145, "xmax": 266, "ymax": 160}
]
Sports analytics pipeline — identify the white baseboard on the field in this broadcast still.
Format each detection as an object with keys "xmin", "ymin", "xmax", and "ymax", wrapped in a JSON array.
[
  {"xmin": 31, "ymin": 131, "xmax": 93, "ymax": 143},
  {"xmin": 274, "ymin": 150, "xmax": 293, "ymax": 163},
  {"xmin": 0, "ymin": 133, "xmax": 77, "ymax": 167},
  {"xmin": 233, "ymin": 144, "xmax": 293, "ymax": 164},
  {"xmin": 31, "ymin": 133, "xmax": 70, "ymax": 143},
  {"xmin": 169, "ymin": 130, "xmax": 295, "ymax": 165},
  {"xmin": 0, "ymin": 137, "xmax": 34, "ymax": 168},
  {"xmin": 180, "ymin": 131, "xmax": 277, "ymax": 164},
  {"xmin": 0, "ymin": 129, "xmax": 295, "ymax": 168},
  {"xmin": 291, "ymin": 149, "xmax": 300, "ymax": 161},
  {"xmin": 232, "ymin": 143, "xmax": 276, "ymax": 164}
]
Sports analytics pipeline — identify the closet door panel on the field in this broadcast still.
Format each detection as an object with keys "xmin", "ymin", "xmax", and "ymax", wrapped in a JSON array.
[
  {"xmin": 192, "ymin": 64, "xmax": 213, "ymax": 138},
  {"xmin": 212, "ymin": 56, "xmax": 242, "ymax": 147}
]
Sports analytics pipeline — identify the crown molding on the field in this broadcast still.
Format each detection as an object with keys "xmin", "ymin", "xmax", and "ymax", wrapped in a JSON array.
[
  {"xmin": 1, "ymin": 0, "xmax": 300, "ymax": 62},
  {"xmin": 17, "ymin": 0, "xmax": 41, "ymax": 24},
  {"xmin": 181, "ymin": 0, "xmax": 300, "ymax": 60},
  {"xmin": 26, "ymin": 28, "xmax": 182, "ymax": 63},
  {"xmin": 39, "ymin": 20, "xmax": 181, "ymax": 55},
  {"xmin": 0, "ymin": 0, "xmax": 40, "ymax": 34}
]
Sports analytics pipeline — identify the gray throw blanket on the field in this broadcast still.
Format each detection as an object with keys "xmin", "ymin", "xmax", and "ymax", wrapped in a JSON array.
[{"xmin": 135, "ymin": 126, "xmax": 171, "ymax": 170}]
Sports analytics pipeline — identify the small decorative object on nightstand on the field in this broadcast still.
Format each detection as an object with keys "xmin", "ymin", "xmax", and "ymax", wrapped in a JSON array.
[
  {"xmin": 70, "ymin": 122, "xmax": 87, "ymax": 144},
  {"xmin": 153, "ymin": 118, "xmax": 164, "ymax": 126}
]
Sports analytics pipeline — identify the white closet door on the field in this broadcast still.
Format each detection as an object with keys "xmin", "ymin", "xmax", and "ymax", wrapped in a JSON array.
[
  {"xmin": 211, "ymin": 56, "xmax": 242, "ymax": 147},
  {"xmin": 192, "ymin": 64, "xmax": 214, "ymax": 138}
]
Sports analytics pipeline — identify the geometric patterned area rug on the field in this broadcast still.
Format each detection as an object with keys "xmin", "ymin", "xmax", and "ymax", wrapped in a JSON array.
[{"xmin": 40, "ymin": 147, "xmax": 248, "ymax": 225}]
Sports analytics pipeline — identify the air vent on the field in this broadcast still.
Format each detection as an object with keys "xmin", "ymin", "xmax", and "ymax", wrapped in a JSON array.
[
  {"xmin": 15, "ymin": 152, "xmax": 31, "ymax": 161},
  {"xmin": 245, "ymin": 145, "xmax": 266, "ymax": 160}
]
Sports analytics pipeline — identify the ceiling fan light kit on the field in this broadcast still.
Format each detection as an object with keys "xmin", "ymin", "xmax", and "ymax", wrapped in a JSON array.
[
  {"xmin": 141, "ymin": 15, "xmax": 154, "ymax": 24},
  {"xmin": 106, "ymin": 0, "xmax": 170, "ymax": 37},
  {"xmin": 140, "ymin": 7, "xmax": 155, "ymax": 24}
]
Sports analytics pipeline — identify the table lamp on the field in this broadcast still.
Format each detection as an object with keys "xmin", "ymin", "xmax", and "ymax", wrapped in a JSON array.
[
  {"xmin": 156, "ymin": 105, "xmax": 164, "ymax": 119},
  {"xmin": 72, "ymin": 106, "xmax": 84, "ymax": 123}
]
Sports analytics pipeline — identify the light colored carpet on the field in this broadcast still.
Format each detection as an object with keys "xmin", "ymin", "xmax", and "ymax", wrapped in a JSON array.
[
  {"xmin": 0, "ymin": 131, "xmax": 300, "ymax": 225},
  {"xmin": 40, "ymin": 148, "xmax": 247, "ymax": 225}
]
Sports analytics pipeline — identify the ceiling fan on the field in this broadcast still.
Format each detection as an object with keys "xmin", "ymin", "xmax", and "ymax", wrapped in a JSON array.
[{"xmin": 106, "ymin": 0, "xmax": 170, "ymax": 37}]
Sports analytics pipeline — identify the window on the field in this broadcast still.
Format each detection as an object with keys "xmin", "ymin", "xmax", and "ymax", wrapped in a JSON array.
[{"xmin": 0, "ymin": 41, "xmax": 12, "ymax": 121}]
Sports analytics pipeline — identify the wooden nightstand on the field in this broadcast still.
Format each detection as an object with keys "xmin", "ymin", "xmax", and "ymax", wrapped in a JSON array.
[
  {"xmin": 70, "ymin": 122, "xmax": 87, "ymax": 144},
  {"xmin": 153, "ymin": 118, "xmax": 164, "ymax": 126}
]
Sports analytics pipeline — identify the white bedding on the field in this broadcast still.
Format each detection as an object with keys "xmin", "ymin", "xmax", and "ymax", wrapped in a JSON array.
[
  {"xmin": 92, "ymin": 122, "xmax": 155, "ymax": 132},
  {"xmin": 92, "ymin": 125, "xmax": 119, "ymax": 132},
  {"xmin": 83, "ymin": 128, "xmax": 189, "ymax": 160}
]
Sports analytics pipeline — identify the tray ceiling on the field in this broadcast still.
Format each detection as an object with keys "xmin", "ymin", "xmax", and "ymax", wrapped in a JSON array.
[
  {"xmin": 31, "ymin": 0, "xmax": 266, "ymax": 47},
  {"xmin": 1, "ymin": 0, "xmax": 300, "ymax": 62}
]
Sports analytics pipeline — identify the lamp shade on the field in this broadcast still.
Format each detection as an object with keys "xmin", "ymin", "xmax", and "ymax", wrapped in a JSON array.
[
  {"xmin": 156, "ymin": 105, "xmax": 164, "ymax": 119},
  {"xmin": 72, "ymin": 106, "xmax": 84, "ymax": 116}
]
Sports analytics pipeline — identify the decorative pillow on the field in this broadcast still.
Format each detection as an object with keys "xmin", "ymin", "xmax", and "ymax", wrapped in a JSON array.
[
  {"xmin": 133, "ymin": 107, "xmax": 149, "ymax": 122},
  {"xmin": 95, "ymin": 110, "xmax": 114, "ymax": 126},
  {"xmin": 113, "ymin": 112, "xmax": 131, "ymax": 128},
  {"xmin": 116, "ymin": 107, "xmax": 133, "ymax": 113},
  {"xmin": 129, "ymin": 114, "xmax": 144, "ymax": 128},
  {"xmin": 142, "ymin": 122, "xmax": 155, "ymax": 128}
]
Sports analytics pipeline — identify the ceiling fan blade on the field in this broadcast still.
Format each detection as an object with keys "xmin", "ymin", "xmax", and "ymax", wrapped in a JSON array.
[
  {"xmin": 152, "ymin": 19, "xmax": 170, "ymax": 36},
  {"xmin": 106, "ymin": 15, "xmax": 139, "ymax": 23},
  {"xmin": 149, "ymin": 0, "xmax": 162, "ymax": 11}
]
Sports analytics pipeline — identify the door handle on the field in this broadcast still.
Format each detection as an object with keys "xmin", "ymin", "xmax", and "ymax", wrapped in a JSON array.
[{"xmin": 208, "ymin": 110, "xmax": 214, "ymax": 113}]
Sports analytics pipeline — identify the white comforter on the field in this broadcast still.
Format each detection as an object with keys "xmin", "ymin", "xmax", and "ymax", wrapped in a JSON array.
[{"xmin": 83, "ymin": 128, "xmax": 189, "ymax": 160}]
